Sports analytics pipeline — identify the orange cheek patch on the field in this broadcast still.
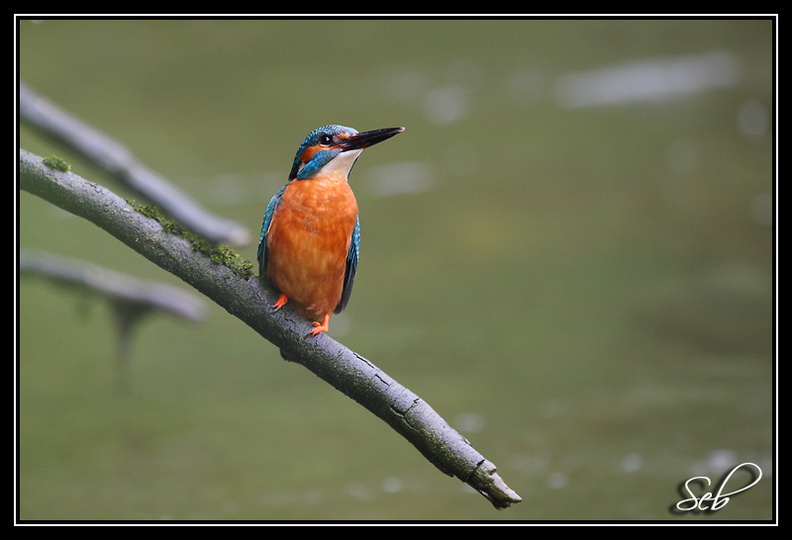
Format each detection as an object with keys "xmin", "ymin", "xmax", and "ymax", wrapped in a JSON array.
[{"xmin": 300, "ymin": 145, "xmax": 321, "ymax": 164}]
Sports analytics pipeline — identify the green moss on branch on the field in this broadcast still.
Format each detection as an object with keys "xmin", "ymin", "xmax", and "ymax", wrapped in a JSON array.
[{"xmin": 126, "ymin": 199, "xmax": 254, "ymax": 279}]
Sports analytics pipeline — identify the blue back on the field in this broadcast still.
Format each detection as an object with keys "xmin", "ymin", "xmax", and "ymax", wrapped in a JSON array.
[{"xmin": 335, "ymin": 216, "xmax": 360, "ymax": 314}]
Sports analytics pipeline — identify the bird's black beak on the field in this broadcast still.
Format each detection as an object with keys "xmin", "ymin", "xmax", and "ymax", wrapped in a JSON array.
[{"xmin": 339, "ymin": 127, "xmax": 405, "ymax": 151}]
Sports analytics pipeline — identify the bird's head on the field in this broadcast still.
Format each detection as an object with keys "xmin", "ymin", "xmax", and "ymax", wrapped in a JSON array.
[{"xmin": 289, "ymin": 124, "xmax": 404, "ymax": 181}]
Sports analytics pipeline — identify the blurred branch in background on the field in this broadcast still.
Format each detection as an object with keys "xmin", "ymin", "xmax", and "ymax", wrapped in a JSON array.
[
  {"xmin": 19, "ymin": 249, "xmax": 207, "ymax": 322},
  {"xmin": 19, "ymin": 146, "xmax": 522, "ymax": 509},
  {"xmin": 19, "ymin": 82, "xmax": 250, "ymax": 247},
  {"xmin": 20, "ymin": 249, "xmax": 206, "ymax": 391}
]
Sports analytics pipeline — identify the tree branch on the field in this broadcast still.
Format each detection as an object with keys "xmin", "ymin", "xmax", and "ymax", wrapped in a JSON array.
[
  {"xmin": 19, "ymin": 82, "xmax": 250, "ymax": 247},
  {"xmin": 19, "ymin": 148, "xmax": 522, "ymax": 510},
  {"xmin": 20, "ymin": 249, "xmax": 207, "ymax": 392},
  {"xmin": 19, "ymin": 249, "xmax": 207, "ymax": 322}
]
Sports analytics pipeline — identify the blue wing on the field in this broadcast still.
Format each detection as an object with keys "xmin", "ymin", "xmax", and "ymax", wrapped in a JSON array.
[
  {"xmin": 257, "ymin": 185, "xmax": 286, "ymax": 277},
  {"xmin": 335, "ymin": 216, "xmax": 360, "ymax": 314}
]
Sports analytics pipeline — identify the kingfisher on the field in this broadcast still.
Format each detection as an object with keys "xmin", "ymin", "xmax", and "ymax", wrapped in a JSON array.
[{"xmin": 258, "ymin": 124, "xmax": 404, "ymax": 336}]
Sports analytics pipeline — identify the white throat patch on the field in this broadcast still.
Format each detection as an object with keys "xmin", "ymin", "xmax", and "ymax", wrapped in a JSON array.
[{"xmin": 320, "ymin": 149, "xmax": 363, "ymax": 181}]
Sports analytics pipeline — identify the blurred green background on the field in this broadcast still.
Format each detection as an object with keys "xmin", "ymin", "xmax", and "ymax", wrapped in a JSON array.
[{"xmin": 18, "ymin": 18, "xmax": 774, "ymax": 521}]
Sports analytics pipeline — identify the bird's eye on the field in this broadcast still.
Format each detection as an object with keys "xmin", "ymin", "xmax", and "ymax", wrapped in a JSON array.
[{"xmin": 319, "ymin": 134, "xmax": 334, "ymax": 145}]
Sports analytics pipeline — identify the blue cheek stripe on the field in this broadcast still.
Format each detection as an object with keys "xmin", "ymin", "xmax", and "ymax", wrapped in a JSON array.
[{"xmin": 295, "ymin": 148, "xmax": 342, "ymax": 180}]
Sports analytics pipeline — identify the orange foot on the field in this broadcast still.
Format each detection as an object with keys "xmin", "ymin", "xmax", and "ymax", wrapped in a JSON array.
[
  {"xmin": 308, "ymin": 313, "xmax": 331, "ymax": 337},
  {"xmin": 271, "ymin": 293, "xmax": 288, "ymax": 311}
]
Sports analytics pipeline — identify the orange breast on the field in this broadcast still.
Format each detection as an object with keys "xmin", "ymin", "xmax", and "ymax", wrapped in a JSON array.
[{"xmin": 265, "ymin": 177, "xmax": 358, "ymax": 320}]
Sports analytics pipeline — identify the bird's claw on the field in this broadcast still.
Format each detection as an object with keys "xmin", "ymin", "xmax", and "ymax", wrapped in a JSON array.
[{"xmin": 271, "ymin": 294, "xmax": 288, "ymax": 312}]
